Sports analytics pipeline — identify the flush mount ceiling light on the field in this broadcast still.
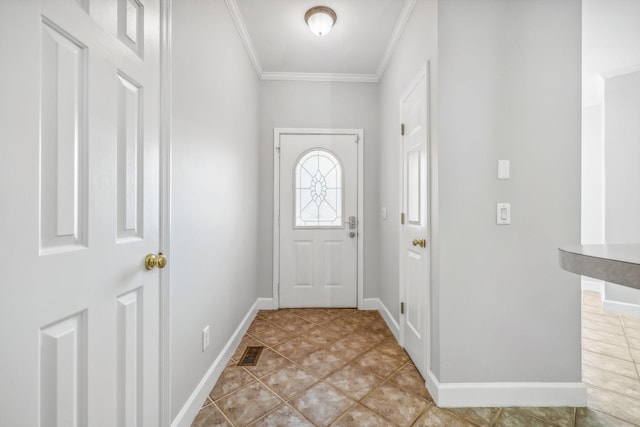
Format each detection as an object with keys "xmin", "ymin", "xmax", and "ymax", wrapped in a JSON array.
[{"xmin": 304, "ymin": 6, "xmax": 337, "ymax": 37}]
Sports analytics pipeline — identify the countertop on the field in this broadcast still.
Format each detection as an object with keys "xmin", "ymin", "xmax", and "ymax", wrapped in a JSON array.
[{"xmin": 559, "ymin": 244, "xmax": 640, "ymax": 290}]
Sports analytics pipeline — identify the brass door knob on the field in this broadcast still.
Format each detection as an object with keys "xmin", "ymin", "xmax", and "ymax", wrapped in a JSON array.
[
  {"xmin": 157, "ymin": 253, "xmax": 167, "ymax": 269},
  {"xmin": 145, "ymin": 253, "xmax": 168, "ymax": 270},
  {"xmin": 412, "ymin": 239, "xmax": 427, "ymax": 248}
]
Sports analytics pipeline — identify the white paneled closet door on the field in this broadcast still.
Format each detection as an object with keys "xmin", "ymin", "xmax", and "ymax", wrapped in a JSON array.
[
  {"xmin": 400, "ymin": 66, "xmax": 430, "ymax": 377},
  {"xmin": 0, "ymin": 0, "xmax": 162, "ymax": 425}
]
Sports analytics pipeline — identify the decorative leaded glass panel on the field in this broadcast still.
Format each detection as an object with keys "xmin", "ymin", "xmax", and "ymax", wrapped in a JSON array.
[{"xmin": 295, "ymin": 149, "xmax": 343, "ymax": 227}]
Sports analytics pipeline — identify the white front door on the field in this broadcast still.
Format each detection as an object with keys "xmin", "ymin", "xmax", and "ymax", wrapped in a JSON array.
[
  {"xmin": 279, "ymin": 134, "xmax": 358, "ymax": 308},
  {"xmin": 0, "ymin": 1, "xmax": 162, "ymax": 425},
  {"xmin": 400, "ymin": 67, "xmax": 430, "ymax": 376}
]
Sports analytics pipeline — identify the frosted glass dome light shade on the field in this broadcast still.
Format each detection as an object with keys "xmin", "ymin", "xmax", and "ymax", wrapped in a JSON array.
[{"xmin": 305, "ymin": 6, "xmax": 337, "ymax": 37}]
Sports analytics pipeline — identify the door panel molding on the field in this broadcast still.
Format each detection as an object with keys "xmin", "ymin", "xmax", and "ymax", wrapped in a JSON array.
[
  {"xmin": 273, "ymin": 128, "xmax": 364, "ymax": 309},
  {"xmin": 40, "ymin": 310, "xmax": 88, "ymax": 427},
  {"xmin": 40, "ymin": 17, "xmax": 89, "ymax": 254}
]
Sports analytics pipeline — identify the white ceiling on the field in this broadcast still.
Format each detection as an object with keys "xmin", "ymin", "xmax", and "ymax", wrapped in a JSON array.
[{"xmin": 231, "ymin": 0, "xmax": 413, "ymax": 81}]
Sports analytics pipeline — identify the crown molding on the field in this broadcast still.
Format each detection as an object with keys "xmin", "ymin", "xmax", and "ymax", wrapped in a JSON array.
[
  {"xmin": 225, "ymin": 0, "xmax": 416, "ymax": 83},
  {"xmin": 260, "ymin": 71, "xmax": 379, "ymax": 83},
  {"xmin": 224, "ymin": 0, "xmax": 263, "ymax": 77},
  {"xmin": 377, "ymin": 0, "xmax": 416, "ymax": 80}
]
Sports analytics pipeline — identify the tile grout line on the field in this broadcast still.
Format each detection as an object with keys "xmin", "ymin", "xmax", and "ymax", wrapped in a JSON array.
[
  {"xmin": 409, "ymin": 402, "xmax": 434, "ymax": 427},
  {"xmin": 488, "ymin": 408, "xmax": 503, "ymax": 427},
  {"xmin": 346, "ymin": 360, "xmax": 430, "ymax": 426},
  {"xmin": 582, "ymin": 322, "xmax": 627, "ymax": 336},
  {"xmin": 583, "ymin": 405, "xmax": 640, "ymax": 427},
  {"xmin": 211, "ymin": 399, "xmax": 236, "ymax": 427},
  {"xmin": 441, "ymin": 409, "xmax": 487, "ymax": 427},
  {"xmin": 582, "ymin": 360, "xmax": 640, "ymax": 381},
  {"xmin": 520, "ymin": 410, "xmax": 573, "ymax": 427},
  {"xmin": 582, "ymin": 365, "xmax": 639, "ymax": 382},
  {"xmin": 246, "ymin": 400, "xmax": 315, "ymax": 427},
  {"xmin": 621, "ymin": 318, "xmax": 640, "ymax": 380},
  {"xmin": 582, "ymin": 347, "xmax": 639, "ymax": 367},
  {"xmin": 581, "ymin": 336, "xmax": 635, "ymax": 361}
]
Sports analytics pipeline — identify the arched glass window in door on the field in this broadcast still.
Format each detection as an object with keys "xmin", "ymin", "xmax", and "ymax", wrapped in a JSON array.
[{"xmin": 295, "ymin": 149, "xmax": 343, "ymax": 227}]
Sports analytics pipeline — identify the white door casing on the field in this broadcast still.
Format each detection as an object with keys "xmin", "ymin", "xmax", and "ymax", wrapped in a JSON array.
[
  {"xmin": 273, "ymin": 129, "xmax": 364, "ymax": 309},
  {"xmin": 399, "ymin": 64, "xmax": 430, "ymax": 377},
  {"xmin": 0, "ymin": 1, "xmax": 163, "ymax": 425}
]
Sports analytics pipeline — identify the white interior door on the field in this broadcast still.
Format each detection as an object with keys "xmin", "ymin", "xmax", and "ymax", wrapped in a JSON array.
[
  {"xmin": 279, "ymin": 134, "xmax": 358, "ymax": 308},
  {"xmin": 400, "ymin": 67, "xmax": 430, "ymax": 376},
  {"xmin": 0, "ymin": 1, "xmax": 161, "ymax": 425}
]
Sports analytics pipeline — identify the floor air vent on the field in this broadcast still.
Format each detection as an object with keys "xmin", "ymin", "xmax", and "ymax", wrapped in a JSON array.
[{"xmin": 237, "ymin": 346, "xmax": 264, "ymax": 366}]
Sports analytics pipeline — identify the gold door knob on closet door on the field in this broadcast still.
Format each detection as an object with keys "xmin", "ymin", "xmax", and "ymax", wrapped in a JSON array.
[
  {"xmin": 157, "ymin": 253, "xmax": 167, "ymax": 269},
  {"xmin": 145, "ymin": 253, "xmax": 168, "ymax": 270},
  {"xmin": 412, "ymin": 239, "xmax": 427, "ymax": 248}
]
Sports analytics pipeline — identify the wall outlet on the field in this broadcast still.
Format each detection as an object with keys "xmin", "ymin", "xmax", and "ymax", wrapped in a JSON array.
[{"xmin": 202, "ymin": 325, "xmax": 210, "ymax": 352}]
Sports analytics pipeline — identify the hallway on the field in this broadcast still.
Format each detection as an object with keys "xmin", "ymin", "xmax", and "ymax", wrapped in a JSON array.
[{"xmin": 192, "ymin": 308, "xmax": 623, "ymax": 427}]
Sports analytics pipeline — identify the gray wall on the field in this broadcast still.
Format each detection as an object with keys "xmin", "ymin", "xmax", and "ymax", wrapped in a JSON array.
[
  {"xmin": 435, "ymin": 0, "xmax": 582, "ymax": 382},
  {"xmin": 604, "ymin": 71, "xmax": 640, "ymax": 243},
  {"xmin": 257, "ymin": 80, "xmax": 380, "ymax": 300},
  {"xmin": 171, "ymin": 0, "xmax": 260, "ymax": 418},
  {"xmin": 603, "ymin": 71, "xmax": 640, "ymax": 307},
  {"xmin": 581, "ymin": 104, "xmax": 604, "ymax": 245}
]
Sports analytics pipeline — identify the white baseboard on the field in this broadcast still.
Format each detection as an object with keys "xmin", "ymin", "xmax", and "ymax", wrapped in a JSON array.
[
  {"xmin": 362, "ymin": 298, "xmax": 400, "ymax": 341},
  {"xmin": 377, "ymin": 298, "xmax": 400, "ymax": 341},
  {"xmin": 426, "ymin": 370, "xmax": 587, "ymax": 408},
  {"xmin": 361, "ymin": 297, "xmax": 379, "ymax": 310},
  {"xmin": 171, "ymin": 300, "xmax": 259, "ymax": 427},
  {"xmin": 602, "ymin": 299, "xmax": 640, "ymax": 317},
  {"xmin": 256, "ymin": 297, "xmax": 275, "ymax": 310},
  {"xmin": 581, "ymin": 277, "xmax": 604, "ymax": 293}
]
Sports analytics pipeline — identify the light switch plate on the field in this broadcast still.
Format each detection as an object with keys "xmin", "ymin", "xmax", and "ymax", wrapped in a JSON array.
[
  {"xmin": 498, "ymin": 160, "xmax": 510, "ymax": 180},
  {"xmin": 381, "ymin": 207, "xmax": 387, "ymax": 220},
  {"xmin": 497, "ymin": 203, "xmax": 510, "ymax": 225},
  {"xmin": 202, "ymin": 325, "xmax": 210, "ymax": 352}
]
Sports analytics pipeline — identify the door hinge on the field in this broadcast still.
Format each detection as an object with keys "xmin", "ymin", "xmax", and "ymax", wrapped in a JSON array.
[
  {"xmin": 276, "ymin": 147, "xmax": 280, "ymax": 156},
  {"xmin": 401, "ymin": 123, "xmax": 405, "ymax": 136},
  {"xmin": 401, "ymin": 213, "xmax": 405, "ymax": 225},
  {"xmin": 400, "ymin": 302, "xmax": 405, "ymax": 314},
  {"xmin": 354, "ymin": 135, "xmax": 359, "ymax": 143}
]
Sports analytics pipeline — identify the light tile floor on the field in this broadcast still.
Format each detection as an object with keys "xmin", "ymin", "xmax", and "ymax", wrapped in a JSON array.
[
  {"xmin": 192, "ymin": 303, "xmax": 640, "ymax": 426},
  {"xmin": 581, "ymin": 290, "xmax": 640, "ymax": 426}
]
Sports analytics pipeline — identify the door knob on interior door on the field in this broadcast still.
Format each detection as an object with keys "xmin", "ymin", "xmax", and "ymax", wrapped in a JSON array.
[
  {"xmin": 145, "ymin": 252, "xmax": 168, "ymax": 270},
  {"xmin": 157, "ymin": 253, "xmax": 167, "ymax": 269},
  {"xmin": 412, "ymin": 239, "xmax": 426, "ymax": 248}
]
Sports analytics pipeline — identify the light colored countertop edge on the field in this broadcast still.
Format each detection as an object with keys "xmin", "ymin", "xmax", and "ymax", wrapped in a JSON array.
[{"xmin": 559, "ymin": 244, "xmax": 640, "ymax": 290}]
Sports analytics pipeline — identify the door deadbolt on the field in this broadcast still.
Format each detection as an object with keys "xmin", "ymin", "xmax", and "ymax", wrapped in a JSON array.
[
  {"xmin": 412, "ymin": 239, "xmax": 427, "ymax": 248},
  {"xmin": 348, "ymin": 216, "xmax": 356, "ymax": 229}
]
